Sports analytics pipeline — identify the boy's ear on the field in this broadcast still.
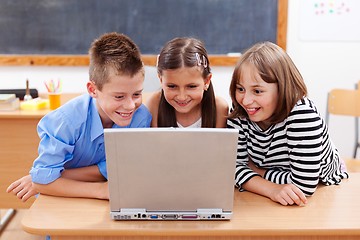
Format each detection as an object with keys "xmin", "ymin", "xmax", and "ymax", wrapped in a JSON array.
[{"xmin": 87, "ymin": 81, "xmax": 98, "ymax": 97}]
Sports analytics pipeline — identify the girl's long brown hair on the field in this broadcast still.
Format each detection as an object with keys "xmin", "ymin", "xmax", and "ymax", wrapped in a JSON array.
[
  {"xmin": 229, "ymin": 41, "xmax": 307, "ymax": 123},
  {"xmin": 157, "ymin": 37, "xmax": 217, "ymax": 127}
]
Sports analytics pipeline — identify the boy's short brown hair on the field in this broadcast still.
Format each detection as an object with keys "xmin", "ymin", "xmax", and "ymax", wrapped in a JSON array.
[{"xmin": 88, "ymin": 32, "xmax": 143, "ymax": 90}]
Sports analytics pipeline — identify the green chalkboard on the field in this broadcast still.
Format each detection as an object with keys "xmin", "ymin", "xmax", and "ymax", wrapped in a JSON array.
[{"xmin": 0, "ymin": 0, "xmax": 278, "ymax": 55}]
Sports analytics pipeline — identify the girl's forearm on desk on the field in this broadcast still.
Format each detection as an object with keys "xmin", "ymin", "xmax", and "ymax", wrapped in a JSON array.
[{"xmin": 242, "ymin": 176, "xmax": 307, "ymax": 206}]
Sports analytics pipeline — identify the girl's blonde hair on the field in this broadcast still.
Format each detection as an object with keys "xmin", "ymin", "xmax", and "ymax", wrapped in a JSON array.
[{"xmin": 229, "ymin": 41, "xmax": 307, "ymax": 123}]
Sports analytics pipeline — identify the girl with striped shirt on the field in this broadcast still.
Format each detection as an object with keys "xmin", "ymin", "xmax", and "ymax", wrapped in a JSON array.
[{"xmin": 227, "ymin": 41, "xmax": 348, "ymax": 206}]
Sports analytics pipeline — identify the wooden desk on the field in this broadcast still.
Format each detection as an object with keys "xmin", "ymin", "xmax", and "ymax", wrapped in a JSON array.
[
  {"xmin": 22, "ymin": 174, "xmax": 360, "ymax": 240},
  {"xmin": 0, "ymin": 93, "xmax": 80, "ymax": 209}
]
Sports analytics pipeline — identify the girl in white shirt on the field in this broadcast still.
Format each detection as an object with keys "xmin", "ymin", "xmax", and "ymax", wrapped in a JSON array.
[{"xmin": 146, "ymin": 37, "xmax": 228, "ymax": 128}]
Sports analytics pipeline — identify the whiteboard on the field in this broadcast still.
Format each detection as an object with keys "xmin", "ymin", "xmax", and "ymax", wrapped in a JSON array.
[{"xmin": 299, "ymin": 0, "xmax": 360, "ymax": 41}]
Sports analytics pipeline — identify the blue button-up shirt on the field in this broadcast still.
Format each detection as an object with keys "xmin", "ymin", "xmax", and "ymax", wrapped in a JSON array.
[{"xmin": 30, "ymin": 94, "xmax": 151, "ymax": 184}]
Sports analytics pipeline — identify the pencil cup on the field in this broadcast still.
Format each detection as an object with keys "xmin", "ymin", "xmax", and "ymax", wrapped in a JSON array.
[{"xmin": 48, "ymin": 93, "xmax": 61, "ymax": 110}]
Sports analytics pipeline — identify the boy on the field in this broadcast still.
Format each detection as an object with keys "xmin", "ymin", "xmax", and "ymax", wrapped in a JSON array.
[{"xmin": 7, "ymin": 32, "xmax": 151, "ymax": 201}]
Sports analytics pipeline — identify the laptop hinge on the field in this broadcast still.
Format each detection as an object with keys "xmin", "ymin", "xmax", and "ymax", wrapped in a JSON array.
[
  {"xmin": 197, "ymin": 208, "xmax": 222, "ymax": 214},
  {"xmin": 120, "ymin": 208, "xmax": 146, "ymax": 214}
]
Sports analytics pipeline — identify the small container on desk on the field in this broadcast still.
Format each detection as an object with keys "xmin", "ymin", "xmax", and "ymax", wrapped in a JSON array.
[
  {"xmin": 48, "ymin": 93, "xmax": 61, "ymax": 110},
  {"xmin": 44, "ymin": 79, "xmax": 62, "ymax": 110}
]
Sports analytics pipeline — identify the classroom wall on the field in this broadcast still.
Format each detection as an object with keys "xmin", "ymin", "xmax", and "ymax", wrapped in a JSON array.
[
  {"xmin": 1, "ymin": 0, "xmax": 359, "ymax": 159},
  {"xmin": 0, "ymin": 65, "xmax": 233, "ymax": 103},
  {"xmin": 287, "ymin": 0, "xmax": 360, "ymax": 159}
]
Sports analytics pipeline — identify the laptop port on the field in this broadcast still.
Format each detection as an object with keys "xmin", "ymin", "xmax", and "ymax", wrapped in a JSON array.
[
  {"xmin": 162, "ymin": 214, "xmax": 178, "ymax": 220},
  {"xmin": 181, "ymin": 214, "xmax": 198, "ymax": 219},
  {"xmin": 150, "ymin": 215, "xmax": 159, "ymax": 219}
]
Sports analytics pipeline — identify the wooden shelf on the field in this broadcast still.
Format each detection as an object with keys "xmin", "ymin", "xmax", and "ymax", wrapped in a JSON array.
[{"xmin": 0, "ymin": 54, "xmax": 240, "ymax": 67}]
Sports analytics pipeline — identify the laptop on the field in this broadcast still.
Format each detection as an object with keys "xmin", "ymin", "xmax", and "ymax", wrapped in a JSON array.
[{"xmin": 104, "ymin": 128, "xmax": 238, "ymax": 220}]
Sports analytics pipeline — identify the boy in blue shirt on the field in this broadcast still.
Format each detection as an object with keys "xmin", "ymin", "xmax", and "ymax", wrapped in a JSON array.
[{"xmin": 7, "ymin": 32, "xmax": 151, "ymax": 201}]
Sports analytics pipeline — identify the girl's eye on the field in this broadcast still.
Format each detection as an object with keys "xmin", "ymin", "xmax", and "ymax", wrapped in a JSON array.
[
  {"xmin": 188, "ymin": 85, "xmax": 198, "ymax": 89},
  {"xmin": 167, "ymin": 84, "xmax": 176, "ymax": 89},
  {"xmin": 236, "ymin": 86, "xmax": 245, "ymax": 92},
  {"xmin": 115, "ymin": 95, "xmax": 124, "ymax": 99},
  {"xmin": 254, "ymin": 89, "xmax": 263, "ymax": 94}
]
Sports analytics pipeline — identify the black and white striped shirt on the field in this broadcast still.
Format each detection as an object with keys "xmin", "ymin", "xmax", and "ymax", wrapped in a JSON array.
[{"xmin": 227, "ymin": 97, "xmax": 349, "ymax": 196}]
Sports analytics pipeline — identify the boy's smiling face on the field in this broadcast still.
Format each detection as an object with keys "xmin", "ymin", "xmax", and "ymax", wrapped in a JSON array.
[{"xmin": 88, "ymin": 70, "xmax": 144, "ymax": 128}]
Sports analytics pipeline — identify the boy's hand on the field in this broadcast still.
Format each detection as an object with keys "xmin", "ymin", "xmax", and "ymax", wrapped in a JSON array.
[
  {"xmin": 6, "ymin": 175, "xmax": 38, "ymax": 202},
  {"xmin": 270, "ymin": 183, "xmax": 307, "ymax": 206}
]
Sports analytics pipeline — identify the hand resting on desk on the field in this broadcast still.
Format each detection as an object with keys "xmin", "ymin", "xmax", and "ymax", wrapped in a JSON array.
[
  {"xmin": 6, "ymin": 174, "xmax": 38, "ymax": 202},
  {"xmin": 7, "ymin": 166, "xmax": 109, "ymax": 201},
  {"xmin": 247, "ymin": 160, "xmax": 307, "ymax": 206}
]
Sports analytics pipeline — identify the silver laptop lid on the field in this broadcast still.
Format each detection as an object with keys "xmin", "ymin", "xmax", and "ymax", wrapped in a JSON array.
[{"xmin": 104, "ymin": 128, "xmax": 238, "ymax": 219}]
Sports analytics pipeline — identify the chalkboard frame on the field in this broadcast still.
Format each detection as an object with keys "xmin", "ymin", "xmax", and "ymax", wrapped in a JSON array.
[{"xmin": 0, "ymin": 0, "xmax": 287, "ymax": 66}]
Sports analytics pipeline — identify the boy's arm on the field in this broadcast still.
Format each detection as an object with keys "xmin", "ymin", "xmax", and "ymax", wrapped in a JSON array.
[
  {"xmin": 33, "ymin": 178, "xmax": 108, "ymax": 199},
  {"xmin": 7, "ymin": 165, "xmax": 107, "ymax": 202},
  {"xmin": 61, "ymin": 165, "xmax": 106, "ymax": 182},
  {"xmin": 33, "ymin": 164, "xmax": 108, "ymax": 199}
]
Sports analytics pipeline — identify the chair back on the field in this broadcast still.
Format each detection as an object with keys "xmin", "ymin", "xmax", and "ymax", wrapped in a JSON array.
[
  {"xmin": 326, "ymin": 87, "xmax": 360, "ymax": 160},
  {"xmin": 327, "ymin": 89, "xmax": 360, "ymax": 118}
]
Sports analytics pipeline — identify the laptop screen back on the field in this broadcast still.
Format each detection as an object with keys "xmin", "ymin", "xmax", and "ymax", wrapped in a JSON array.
[{"xmin": 104, "ymin": 128, "xmax": 238, "ymax": 220}]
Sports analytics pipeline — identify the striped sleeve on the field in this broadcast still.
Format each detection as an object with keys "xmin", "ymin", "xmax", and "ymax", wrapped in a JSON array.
[
  {"xmin": 227, "ymin": 118, "xmax": 261, "ymax": 190},
  {"xmin": 263, "ymin": 103, "xmax": 323, "ymax": 196},
  {"xmin": 227, "ymin": 98, "xmax": 348, "ymax": 196}
]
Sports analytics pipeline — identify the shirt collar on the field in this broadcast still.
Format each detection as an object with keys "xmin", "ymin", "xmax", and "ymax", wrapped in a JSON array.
[{"xmin": 90, "ymin": 98, "xmax": 104, "ymax": 142}]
